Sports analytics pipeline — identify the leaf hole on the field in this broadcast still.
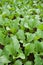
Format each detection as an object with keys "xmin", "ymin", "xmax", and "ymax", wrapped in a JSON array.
[
  {"xmin": 12, "ymin": 15, "xmax": 16, "ymax": 20},
  {"xmin": 20, "ymin": 15, "xmax": 24, "ymax": 18},
  {"xmin": 32, "ymin": 27, "xmax": 37, "ymax": 33},
  {"xmin": 38, "ymin": 38, "xmax": 43, "ymax": 42},
  {"xmin": 0, "ymin": 44, "xmax": 4, "ymax": 50},
  {"xmin": 27, "ymin": 53, "xmax": 35, "ymax": 62}
]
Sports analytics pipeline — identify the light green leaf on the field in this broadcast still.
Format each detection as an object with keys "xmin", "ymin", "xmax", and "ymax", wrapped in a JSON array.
[
  {"xmin": 34, "ymin": 54, "xmax": 43, "ymax": 65},
  {"xmin": 25, "ymin": 43, "xmax": 35, "ymax": 56},
  {"xmin": 11, "ymin": 36, "xmax": 20, "ymax": 52},
  {"xmin": 16, "ymin": 29, "xmax": 25, "ymax": 41},
  {"xmin": 17, "ymin": 53, "xmax": 25, "ymax": 59},
  {"xmin": 0, "ymin": 55, "xmax": 10, "ymax": 64},
  {"xmin": 14, "ymin": 60, "xmax": 22, "ymax": 65},
  {"xmin": 25, "ymin": 32, "xmax": 35, "ymax": 42},
  {"xmin": 24, "ymin": 61, "xmax": 32, "ymax": 65},
  {"xmin": 37, "ymin": 23, "xmax": 43, "ymax": 30}
]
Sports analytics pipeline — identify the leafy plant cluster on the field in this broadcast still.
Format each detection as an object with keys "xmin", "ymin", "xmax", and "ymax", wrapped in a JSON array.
[{"xmin": 0, "ymin": 0, "xmax": 43, "ymax": 65}]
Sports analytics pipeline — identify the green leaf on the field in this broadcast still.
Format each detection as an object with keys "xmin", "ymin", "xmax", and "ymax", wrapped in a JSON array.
[
  {"xmin": 25, "ymin": 32, "xmax": 35, "ymax": 42},
  {"xmin": 24, "ymin": 61, "xmax": 32, "ymax": 65},
  {"xmin": 11, "ymin": 36, "xmax": 20, "ymax": 52},
  {"xmin": 34, "ymin": 29, "xmax": 42, "ymax": 40},
  {"xmin": 34, "ymin": 41, "xmax": 43, "ymax": 53},
  {"xmin": 37, "ymin": 23, "xmax": 43, "ymax": 30},
  {"xmin": 0, "ymin": 62, "xmax": 4, "ymax": 65},
  {"xmin": 17, "ymin": 53, "xmax": 25, "ymax": 59},
  {"xmin": 25, "ymin": 43, "xmax": 35, "ymax": 56},
  {"xmin": 16, "ymin": 29, "xmax": 25, "ymax": 42},
  {"xmin": 0, "ymin": 49, "xmax": 3, "ymax": 56},
  {"xmin": 0, "ymin": 55, "xmax": 10, "ymax": 64},
  {"xmin": 34, "ymin": 54, "xmax": 43, "ymax": 65},
  {"xmin": 14, "ymin": 60, "xmax": 22, "ymax": 65},
  {"xmin": 0, "ymin": 15, "xmax": 4, "ymax": 25},
  {"xmin": 34, "ymin": 41, "xmax": 42, "ymax": 53},
  {"xmin": 10, "ymin": 20, "xmax": 19, "ymax": 33},
  {"xmin": 0, "ymin": 30, "xmax": 5, "ymax": 44}
]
